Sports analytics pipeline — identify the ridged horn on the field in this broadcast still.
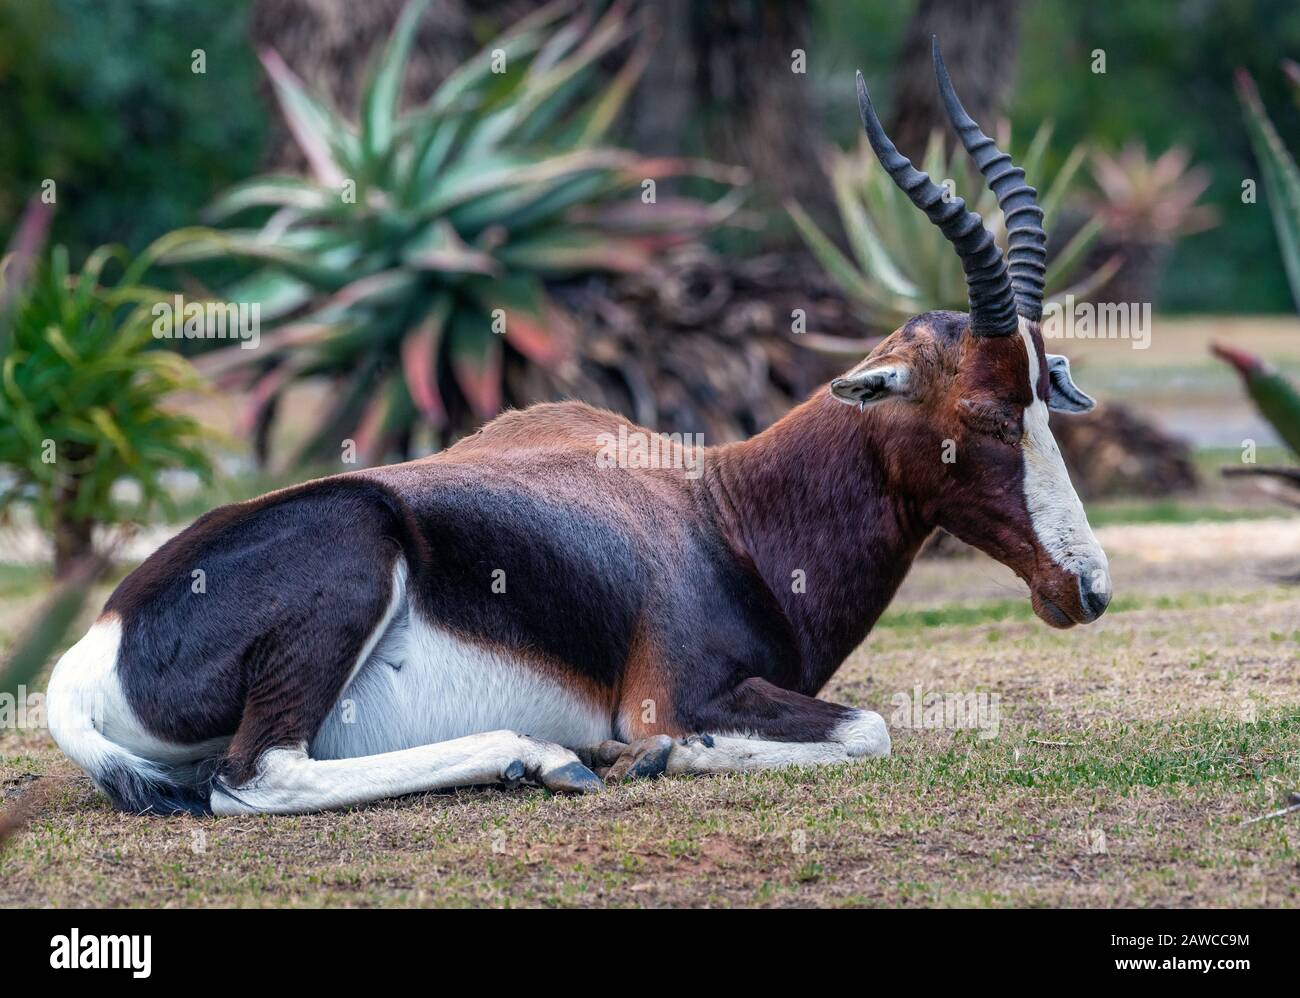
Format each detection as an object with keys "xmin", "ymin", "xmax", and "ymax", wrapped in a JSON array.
[
  {"xmin": 855, "ymin": 70, "xmax": 1018, "ymax": 336},
  {"xmin": 932, "ymin": 37, "xmax": 1046, "ymax": 322}
]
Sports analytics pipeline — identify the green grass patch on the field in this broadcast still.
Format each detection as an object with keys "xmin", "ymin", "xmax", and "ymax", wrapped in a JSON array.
[
  {"xmin": 866, "ymin": 709, "xmax": 1300, "ymax": 794},
  {"xmin": 1193, "ymin": 445, "xmax": 1295, "ymax": 480},
  {"xmin": 877, "ymin": 599, "xmax": 1041, "ymax": 629},
  {"xmin": 876, "ymin": 588, "xmax": 1279, "ymax": 631},
  {"xmin": 1003, "ymin": 713, "xmax": 1300, "ymax": 790},
  {"xmin": 1086, "ymin": 498, "xmax": 1284, "ymax": 527},
  {"xmin": 0, "ymin": 563, "xmax": 50, "ymax": 599}
]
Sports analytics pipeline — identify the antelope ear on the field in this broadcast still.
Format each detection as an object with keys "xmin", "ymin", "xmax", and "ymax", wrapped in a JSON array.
[
  {"xmin": 1045, "ymin": 354, "xmax": 1094, "ymax": 413},
  {"xmin": 830, "ymin": 363, "xmax": 910, "ymax": 408}
]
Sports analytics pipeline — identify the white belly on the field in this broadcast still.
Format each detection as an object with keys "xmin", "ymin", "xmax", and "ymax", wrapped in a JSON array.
[{"xmin": 310, "ymin": 609, "xmax": 613, "ymax": 759}]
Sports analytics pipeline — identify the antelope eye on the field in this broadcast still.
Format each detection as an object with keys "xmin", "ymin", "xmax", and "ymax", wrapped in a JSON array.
[{"xmin": 958, "ymin": 398, "xmax": 1023, "ymax": 446}]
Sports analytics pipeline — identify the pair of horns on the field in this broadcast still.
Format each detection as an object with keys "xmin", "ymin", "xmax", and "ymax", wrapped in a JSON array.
[{"xmin": 856, "ymin": 38, "xmax": 1046, "ymax": 336}]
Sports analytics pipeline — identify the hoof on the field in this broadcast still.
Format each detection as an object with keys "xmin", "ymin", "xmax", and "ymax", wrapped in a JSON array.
[
  {"xmin": 541, "ymin": 761, "xmax": 605, "ymax": 795},
  {"xmin": 608, "ymin": 734, "xmax": 674, "ymax": 781},
  {"xmin": 502, "ymin": 759, "xmax": 526, "ymax": 784},
  {"xmin": 593, "ymin": 739, "xmax": 629, "ymax": 767}
]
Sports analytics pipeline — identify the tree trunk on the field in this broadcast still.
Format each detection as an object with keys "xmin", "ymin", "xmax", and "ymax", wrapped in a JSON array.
[
  {"xmin": 52, "ymin": 514, "xmax": 94, "ymax": 580},
  {"xmin": 628, "ymin": 0, "xmax": 833, "ymax": 234},
  {"xmin": 51, "ymin": 445, "xmax": 96, "ymax": 578},
  {"xmin": 887, "ymin": 0, "xmax": 1024, "ymax": 161}
]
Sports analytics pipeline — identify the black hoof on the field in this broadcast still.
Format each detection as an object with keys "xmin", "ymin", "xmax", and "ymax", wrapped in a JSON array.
[
  {"xmin": 541, "ymin": 761, "xmax": 605, "ymax": 795},
  {"xmin": 503, "ymin": 759, "xmax": 526, "ymax": 783},
  {"xmin": 624, "ymin": 735, "xmax": 673, "ymax": 780}
]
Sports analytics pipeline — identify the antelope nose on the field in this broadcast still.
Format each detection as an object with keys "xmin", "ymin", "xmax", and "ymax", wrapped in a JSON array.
[{"xmin": 1078, "ymin": 573, "xmax": 1111, "ymax": 622}]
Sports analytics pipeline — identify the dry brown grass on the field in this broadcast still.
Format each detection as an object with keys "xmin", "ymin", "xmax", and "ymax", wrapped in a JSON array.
[{"xmin": 2, "ymin": 517, "xmax": 1299, "ymax": 907}]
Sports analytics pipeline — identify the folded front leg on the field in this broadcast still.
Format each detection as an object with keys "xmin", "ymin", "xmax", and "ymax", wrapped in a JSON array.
[{"xmin": 607, "ymin": 676, "xmax": 890, "ymax": 779}]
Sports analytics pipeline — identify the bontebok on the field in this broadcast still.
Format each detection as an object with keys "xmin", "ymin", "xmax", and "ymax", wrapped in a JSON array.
[{"xmin": 47, "ymin": 42, "xmax": 1109, "ymax": 815}]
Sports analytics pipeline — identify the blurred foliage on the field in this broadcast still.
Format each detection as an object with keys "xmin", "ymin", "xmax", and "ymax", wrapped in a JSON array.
[
  {"xmin": 789, "ymin": 125, "xmax": 1110, "ymax": 330},
  {"xmin": 0, "ymin": 0, "xmax": 1297, "ymax": 322},
  {"xmin": 0, "ymin": 554, "xmax": 103, "ymax": 711},
  {"xmin": 1238, "ymin": 65, "xmax": 1300, "ymax": 309},
  {"xmin": 1088, "ymin": 145, "xmax": 1218, "ymax": 241},
  {"xmin": 1014, "ymin": 0, "xmax": 1300, "ymax": 313},
  {"xmin": 1213, "ymin": 67, "xmax": 1300, "ymax": 469},
  {"xmin": 810, "ymin": 0, "xmax": 1300, "ymax": 313},
  {"xmin": 1212, "ymin": 342, "xmax": 1300, "ymax": 458},
  {"xmin": 0, "ymin": 0, "xmax": 265, "ymax": 262},
  {"xmin": 166, "ymin": 0, "xmax": 742, "ymax": 463},
  {"xmin": 0, "ymin": 242, "xmax": 215, "ymax": 572}
]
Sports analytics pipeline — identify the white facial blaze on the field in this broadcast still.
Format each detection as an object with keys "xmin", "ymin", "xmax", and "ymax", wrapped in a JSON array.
[{"xmin": 1017, "ymin": 319, "xmax": 1109, "ymax": 581}]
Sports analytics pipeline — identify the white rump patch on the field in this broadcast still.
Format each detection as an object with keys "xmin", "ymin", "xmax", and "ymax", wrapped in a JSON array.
[{"xmin": 46, "ymin": 616, "xmax": 227, "ymax": 789}]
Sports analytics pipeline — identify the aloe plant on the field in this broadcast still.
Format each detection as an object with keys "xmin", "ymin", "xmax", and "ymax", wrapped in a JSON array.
[
  {"xmin": 1211, "ymin": 342, "xmax": 1300, "ymax": 458},
  {"xmin": 168, "ymin": 0, "xmax": 742, "ymax": 463},
  {"xmin": 1217, "ymin": 65, "xmax": 1300, "ymax": 468},
  {"xmin": 1078, "ymin": 141, "xmax": 1219, "ymax": 307},
  {"xmin": 0, "ymin": 207, "xmax": 114, "ymax": 853},
  {"xmin": 1237, "ymin": 66, "xmax": 1300, "ymax": 311},
  {"xmin": 789, "ymin": 126, "xmax": 1111, "ymax": 333},
  {"xmin": 0, "ymin": 242, "xmax": 215, "ymax": 575},
  {"xmin": 0, "ymin": 195, "xmax": 83, "ymax": 722},
  {"xmin": 1088, "ymin": 144, "xmax": 1218, "ymax": 242}
]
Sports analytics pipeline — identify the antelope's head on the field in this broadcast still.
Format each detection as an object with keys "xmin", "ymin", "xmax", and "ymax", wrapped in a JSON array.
[{"xmin": 830, "ymin": 40, "xmax": 1110, "ymax": 628}]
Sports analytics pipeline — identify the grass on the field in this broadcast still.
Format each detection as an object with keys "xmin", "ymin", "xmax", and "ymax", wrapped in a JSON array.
[
  {"xmin": 3, "ymin": 711, "xmax": 1295, "ymax": 907},
  {"xmin": 1086, "ymin": 498, "xmax": 1283, "ymax": 527},
  {"xmin": 875, "ymin": 587, "xmax": 1284, "ymax": 630},
  {"xmin": 6, "ymin": 314, "xmax": 1299, "ymax": 905},
  {"xmin": 2, "ymin": 550, "xmax": 1298, "ymax": 907},
  {"xmin": 1192, "ymin": 445, "xmax": 1296, "ymax": 478},
  {"xmin": 0, "ymin": 564, "xmax": 50, "ymax": 600}
]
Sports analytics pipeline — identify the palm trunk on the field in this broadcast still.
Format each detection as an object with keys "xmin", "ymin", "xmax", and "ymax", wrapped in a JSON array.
[
  {"xmin": 887, "ymin": 0, "xmax": 1024, "ymax": 161},
  {"xmin": 52, "ymin": 511, "xmax": 95, "ymax": 580},
  {"xmin": 51, "ymin": 448, "xmax": 96, "ymax": 578},
  {"xmin": 627, "ymin": 0, "xmax": 832, "ymax": 233}
]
